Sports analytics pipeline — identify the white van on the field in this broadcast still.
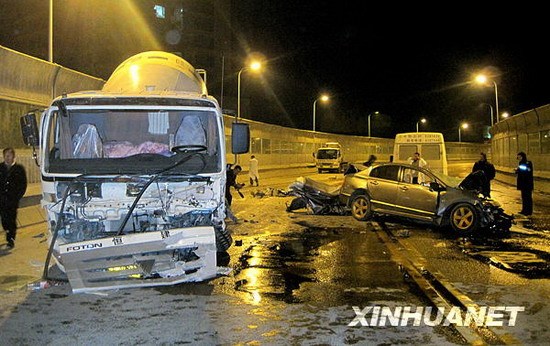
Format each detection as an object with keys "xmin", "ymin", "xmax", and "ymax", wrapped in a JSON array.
[{"xmin": 392, "ymin": 132, "xmax": 448, "ymax": 175}]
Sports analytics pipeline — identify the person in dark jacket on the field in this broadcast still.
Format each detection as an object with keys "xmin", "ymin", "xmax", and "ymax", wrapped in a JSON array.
[
  {"xmin": 0, "ymin": 148, "xmax": 28, "ymax": 249},
  {"xmin": 472, "ymin": 152, "xmax": 496, "ymax": 198},
  {"xmin": 225, "ymin": 165, "xmax": 244, "ymax": 207},
  {"xmin": 515, "ymin": 151, "xmax": 534, "ymax": 216}
]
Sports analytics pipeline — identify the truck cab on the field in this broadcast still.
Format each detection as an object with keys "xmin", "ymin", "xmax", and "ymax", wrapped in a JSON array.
[
  {"xmin": 315, "ymin": 142, "xmax": 344, "ymax": 173},
  {"xmin": 20, "ymin": 51, "xmax": 249, "ymax": 293}
]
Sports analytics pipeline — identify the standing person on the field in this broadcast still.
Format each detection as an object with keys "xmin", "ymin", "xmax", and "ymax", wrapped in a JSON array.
[
  {"xmin": 515, "ymin": 151, "xmax": 534, "ymax": 216},
  {"xmin": 472, "ymin": 152, "xmax": 496, "ymax": 198},
  {"xmin": 407, "ymin": 152, "xmax": 428, "ymax": 184},
  {"xmin": 248, "ymin": 155, "xmax": 259, "ymax": 186},
  {"xmin": 225, "ymin": 165, "xmax": 244, "ymax": 207},
  {"xmin": 0, "ymin": 147, "xmax": 28, "ymax": 249}
]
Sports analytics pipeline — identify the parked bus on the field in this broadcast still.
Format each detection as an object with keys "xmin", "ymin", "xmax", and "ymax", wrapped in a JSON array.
[{"xmin": 392, "ymin": 132, "xmax": 448, "ymax": 175}]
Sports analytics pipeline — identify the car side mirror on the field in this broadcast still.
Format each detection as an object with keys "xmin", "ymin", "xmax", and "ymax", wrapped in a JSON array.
[{"xmin": 430, "ymin": 182, "xmax": 444, "ymax": 192}]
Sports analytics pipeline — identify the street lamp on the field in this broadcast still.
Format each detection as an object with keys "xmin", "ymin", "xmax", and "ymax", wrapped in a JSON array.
[
  {"xmin": 312, "ymin": 94, "xmax": 329, "ymax": 132},
  {"xmin": 237, "ymin": 60, "xmax": 262, "ymax": 120},
  {"xmin": 367, "ymin": 111, "xmax": 379, "ymax": 137},
  {"xmin": 416, "ymin": 118, "xmax": 427, "ymax": 132},
  {"xmin": 501, "ymin": 111, "xmax": 510, "ymax": 120},
  {"xmin": 475, "ymin": 74, "xmax": 499, "ymax": 124},
  {"xmin": 481, "ymin": 103, "xmax": 494, "ymax": 127},
  {"xmin": 458, "ymin": 123, "xmax": 468, "ymax": 142}
]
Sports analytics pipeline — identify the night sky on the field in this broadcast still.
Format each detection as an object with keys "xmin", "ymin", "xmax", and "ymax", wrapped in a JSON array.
[
  {"xmin": 232, "ymin": 2, "xmax": 549, "ymax": 140},
  {"xmin": 1, "ymin": 1, "xmax": 548, "ymax": 141}
]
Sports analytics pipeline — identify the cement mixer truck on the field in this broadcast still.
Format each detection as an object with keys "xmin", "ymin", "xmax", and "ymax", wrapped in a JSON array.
[{"xmin": 19, "ymin": 51, "xmax": 250, "ymax": 293}]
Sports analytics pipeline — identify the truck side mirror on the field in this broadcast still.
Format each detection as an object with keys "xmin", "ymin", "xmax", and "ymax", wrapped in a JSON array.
[
  {"xmin": 20, "ymin": 112, "xmax": 40, "ymax": 147},
  {"xmin": 231, "ymin": 122, "xmax": 250, "ymax": 154}
]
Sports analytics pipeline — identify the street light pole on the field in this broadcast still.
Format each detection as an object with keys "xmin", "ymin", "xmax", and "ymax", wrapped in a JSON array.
[
  {"xmin": 313, "ymin": 98, "xmax": 318, "ymax": 132},
  {"xmin": 48, "ymin": 0, "xmax": 53, "ymax": 62},
  {"xmin": 475, "ymin": 74, "xmax": 499, "ymax": 124},
  {"xmin": 235, "ymin": 61, "xmax": 262, "ymax": 164},
  {"xmin": 493, "ymin": 80, "xmax": 499, "ymax": 123},
  {"xmin": 416, "ymin": 118, "xmax": 426, "ymax": 132},
  {"xmin": 312, "ymin": 95, "xmax": 329, "ymax": 132},
  {"xmin": 482, "ymin": 103, "xmax": 494, "ymax": 127},
  {"xmin": 368, "ymin": 111, "xmax": 379, "ymax": 137},
  {"xmin": 459, "ymin": 123, "xmax": 468, "ymax": 142},
  {"xmin": 237, "ymin": 61, "xmax": 262, "ymax": 121},
  {"xmin": 237, "ymin": 67, "xmax": 245, "ymax": 121}
]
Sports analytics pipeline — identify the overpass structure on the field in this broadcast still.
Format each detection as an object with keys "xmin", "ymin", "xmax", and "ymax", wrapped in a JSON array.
[
  {"xmin": 3, "ymin": 45, "xmax": 533, "ymax": 188},
  {"xmin": 490, "ymin": 104, "xmax": 550, "ymax": 191}
]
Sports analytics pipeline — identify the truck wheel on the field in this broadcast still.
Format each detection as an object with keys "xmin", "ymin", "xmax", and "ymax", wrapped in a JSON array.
[
  {"xmin": 351, "ymin": 193, "xmax": 372, "ymax": 221},
  {"xmin": 449, "ymin": 203, "xmax": 478, "ymax": 235},
  {"xmin": 318, "ymin": 168, "xmax": 323, "ymax": 173},
  {"xmin": 215, "ymin": 227, "xmax": 233, "ymax": 251}
]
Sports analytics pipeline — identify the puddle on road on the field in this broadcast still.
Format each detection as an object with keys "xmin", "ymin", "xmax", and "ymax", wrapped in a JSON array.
[
  {"xmin": 233, "ymin": 229, "xmax": 337, "ymax": 304},
  {"xmin": 231, "ymin": 225, "xmax": 410, "ymax": 306}
]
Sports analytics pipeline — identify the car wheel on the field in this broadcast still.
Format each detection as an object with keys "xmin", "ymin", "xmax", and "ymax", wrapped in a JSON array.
[
  {"xmin": 449, "ymin": 203, "xmax": 478, "ymax": 234},
  {"xmin": 351, "ymin": 193, "xmax": 372, "ymax": 221}
]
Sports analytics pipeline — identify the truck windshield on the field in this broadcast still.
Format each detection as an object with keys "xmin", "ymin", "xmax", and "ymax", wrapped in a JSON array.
[
  {"xmin": 45, "ymin": 108, "xmax": 222, "ymax": 175},
  {"xmin": 317, "ymin": 149, "xmax": 338, "ymax": 159}
]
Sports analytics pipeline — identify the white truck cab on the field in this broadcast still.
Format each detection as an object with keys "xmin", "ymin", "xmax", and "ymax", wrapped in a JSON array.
[
  {"xmin": 20, "ymin": 51, "xmax": 250, "ymax": 293},
  {"xmin": 315, "ymin": 142, "xmax": 344, "ymax": 173}
]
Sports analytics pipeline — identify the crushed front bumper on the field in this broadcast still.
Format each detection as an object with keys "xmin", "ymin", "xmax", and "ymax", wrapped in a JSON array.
[{"xmin": 59, "ymin": 226, "xmax": 217, "ymax": 293}]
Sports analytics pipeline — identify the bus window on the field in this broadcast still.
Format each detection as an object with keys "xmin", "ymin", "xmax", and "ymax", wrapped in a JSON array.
[{"xmin": 398, "ymin": 144, "xmax": 417, "ymax": 161}]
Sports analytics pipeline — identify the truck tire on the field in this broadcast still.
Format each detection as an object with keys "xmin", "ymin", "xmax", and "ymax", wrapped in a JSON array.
[{"xmin": 215, "ymin": 227, "xmax": 233, "ymax": 251}]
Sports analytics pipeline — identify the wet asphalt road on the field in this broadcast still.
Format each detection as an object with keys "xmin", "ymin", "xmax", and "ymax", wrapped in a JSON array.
[{"xmin": 0, "ymin": 164, "xmax": 549, "ymax": 344}]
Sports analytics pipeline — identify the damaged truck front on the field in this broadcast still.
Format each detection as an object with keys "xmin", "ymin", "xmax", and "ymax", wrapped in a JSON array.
[{"xmin": 20, "ymin": 51, "xmax": 249, "ymax": 293}]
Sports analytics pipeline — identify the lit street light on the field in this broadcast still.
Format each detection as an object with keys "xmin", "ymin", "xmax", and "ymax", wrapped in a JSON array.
[
  {"xmin": 367, "ymin": 111, "xmax": 379, "ymax": 137},
  {"xmin": 235, "ymin": 59, "xmax": 262, "ymax": 164},
  {"xmin": 458, "ymin": 123, "xmax": 468, "ymax": 142},
  {"xmin": 475, "ymin": 74, "xmax": 499, "ymax": 124},
  {"xmin": 312, "ymin": 94, "xmax": 329, "ymax": 132},
  {"xmin": 501, "ymin": 112, "xmax": 510, "ymax": 120},
  {"xmin": 416, "ymin": 117, "xmax": 427, "ymax": 132},
  {"xmin": 237, "ymin": 60, "xmax": 262, "ymax": 120}
]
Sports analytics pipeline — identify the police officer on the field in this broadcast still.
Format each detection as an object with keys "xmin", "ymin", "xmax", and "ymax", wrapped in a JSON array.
[{"xmin": 515, "ymin": 151, "xmax": 534, "ymax": 216}]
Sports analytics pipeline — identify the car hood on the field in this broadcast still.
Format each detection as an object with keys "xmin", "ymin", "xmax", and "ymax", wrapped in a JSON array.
[{"xmin": 458, "ymin": 170, "xmax": 486, "ymax": 191}]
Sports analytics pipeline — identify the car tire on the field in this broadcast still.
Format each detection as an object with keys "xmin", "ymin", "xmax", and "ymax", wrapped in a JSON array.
[
  {"xmin": 449, "ymin": 203, "xmax": 478, "ymax": 234},
  {"xmin": 351, "ymin": 193, "xmax": 372, "ymax": 221}
]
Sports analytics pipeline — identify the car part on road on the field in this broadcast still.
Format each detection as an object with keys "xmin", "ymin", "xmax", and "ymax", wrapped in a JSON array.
[{"xmin": 286, "ymin": 177, "xmax": 347, "ymax": 215}]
